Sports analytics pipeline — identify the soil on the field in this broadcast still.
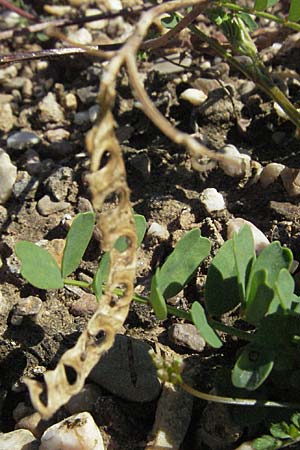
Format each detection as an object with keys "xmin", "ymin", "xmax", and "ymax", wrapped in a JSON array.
[{"xmin": 1, "ymin": 2, "xmax": 300, "ymax": 449}]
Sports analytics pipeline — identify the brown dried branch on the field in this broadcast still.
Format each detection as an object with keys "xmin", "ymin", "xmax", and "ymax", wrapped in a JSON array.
[{"xmin": 0, "ymin": 0, "xmax": 38, "ymax": 21}]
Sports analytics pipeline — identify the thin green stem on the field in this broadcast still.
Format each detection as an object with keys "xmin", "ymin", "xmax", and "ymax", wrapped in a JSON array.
[
  {"xmin": 181, "ymin": 381, "xmax": 300, "ymax": 408},
  {"xmin": 64, "ymin": 278, "xmax": 253, "ymax": 342},
  {"xmin": 219, "ymin": 1, "xmax": 300, "ymax": 32}
]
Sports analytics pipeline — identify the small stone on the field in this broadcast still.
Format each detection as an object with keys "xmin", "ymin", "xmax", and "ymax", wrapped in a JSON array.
[
  {"xmin": 219, "ymin": 145, "xmax": 251, "ymax": 178},
  {"xmin": 0, "ymin": 102, "xmax": 16, "ymax": 132},
  {"xmin": 0, "ymin": 205, "xmax": 8, "ymax": 227},
  {"xmin": 280, "ymin": 167, "xmax": 300, "ymax": 197},
  {"xmin": 43, "ymin": 5, "xmax": 72, "ymax": 16},
  {"xmin": 38, "ymin": 93, "xmax": 64, "ymax": 123},
  {"xmin": 89, "ymin": 104, "xmax": 100, "ymax": 122},
  {"xmin": 67, "ymin": 28, "xmax": 93, "ymax": 45},
  {"xmin": 180, "ymin": 88, "xmax": 207, "ymax": 106},
  {"xmin": 25, "ymin": 150, "xmax": 41, "ymax": 176},
  {"xmin": 44, "ymin": 166, "xmax": 74, "ymax": 201},
  {"xmin": 2, "ymin": 10, "xmax": 20, "ymax": 27},
  {"xmin": 37, "ymin": 195, "xmax": 70, "ymax": 216},
  {"xmin": 0, "ymin": 149, "xmax": 17, "ymax": 204},
  {"xmin": 76, "ymin": 86, "xmax": 97, "ymax": 104},
  {"xmin": 147, "ymin": 222, "xmax": 169, "ymax": 240},
  {"xmin": 74, "ymin": 110, "xmax": 90, "ymax": 125},
  {"xmin": 200, "ymin": 188, "xmax": 226, "ymax": 213},
  {"xmin": 39, "ymin": 412, "xmax": 104, "ymax": 450},
  {"xmin": 13, "ymin": 402, "xmax": 33, "ymax": 423},
  {"xmin": 148, "ymin": 382, "xmax": 193, "ymax": 450},
  {"xmin": 44, "ymin": 128, "xmax": 70, "ymax": 143},
  {"xmin": 12, "ymin": 171, "xmax": 38, "ymax": 199},
  {"xmin": 0, "ymin": 64, "xmax": 17, "ymax": 81},
  {"xmin": 270, "ymin": 201, "xmax": 300, "ymax": 221},
  {"xmin": 64, "ymin": 92, "xmax": 77, "ymax": 111},
  {"xmin": 70, "ymin": 293, "xmax": 98, "ymax": 316},
  {"xmin": 0, "ymin": 429, "xmax": 39, "ymax": 450},
  {"xmin": 65, "ymin": 384, "xmax": 102, "ymax": 415},
  {"xmin": 11, "ymin": 296, "xmax": 42, "ymax": 326},
  {"xmin": 22, "ymin": 78, "xmax": 33, "ymax": 98},
  {"xmin": 227, "ymin": 218, "xmax": 269, "ymax": 255},
  {"xmin": 15, "ymin": 412, "xmax": 49, "ymax": 439},
  {"xmin": 7, "ymin": 131, "xmax": 40, "ymax": 150},
  {"xmin": 89, "ymin": 334, "xmax": 161, "ymax": 402},
  {"xmin": 260, "ymin": 162, "xmax": 285, "ymax": 188},
  {"xmin": 168, "ymin": 323, "xmax": 206, "ymax": 352}
]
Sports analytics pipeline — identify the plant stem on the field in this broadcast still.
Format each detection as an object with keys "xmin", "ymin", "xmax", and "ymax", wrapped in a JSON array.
[
  {"xmin": 181, "ymin": 381, "xmax": 300, "ymax": 408},
  {"xmin": 219, "ymin": 1, "xmax": 300, "ymax": 32},
  {"xmin": 64, "ymin": 278, "xmax": 253, "ymax": 342},
  {"xmin": 187, "ymin": 21, "xmax": 300, "ymax": 129}
]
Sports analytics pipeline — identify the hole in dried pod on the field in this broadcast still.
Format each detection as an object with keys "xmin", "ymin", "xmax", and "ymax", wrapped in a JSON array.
[
  {"xmin": 103, "ymin": 190, "xmax": 121, "ymax": 206},
  {"xmin": 64, "ymin": 365, "xmax": 77, "ymax": 386},
  {"xmin": 93, "ymin": 330, "xmax": 106, "ymax": 346},
  {"xmin": 99, "ymin": 150, "xmax": 111, "ymax": 170}
]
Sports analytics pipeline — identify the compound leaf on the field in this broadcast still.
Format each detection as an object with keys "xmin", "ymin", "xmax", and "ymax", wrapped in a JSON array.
[
  {"xmin": 191, "ymin": 302, "xmax": 222, "ymax": 348},
  {"xmin": 245, "ymin": 269, "xmax": 274, "ymax": 325},
  {"xmin": 253, "ymin": 435, "xmax": 280, "ymax": 450},
  {"xmin": 62, "ymin": 211, "xmax": 95, "ymax": 278},
  {"xmin": 274, "ymin": 268, "xmax": 295, "ymax": 311},
  {"xmin": 289, "ymin": 0, "xmax": 300, "ymax": 22},
  {"xmin": 232, "ymin": 225, "xmax": 255, "ymax": 303},
  {"xmin": 16, "ymin": 241, "xmax": 63, "ymax": 289}
]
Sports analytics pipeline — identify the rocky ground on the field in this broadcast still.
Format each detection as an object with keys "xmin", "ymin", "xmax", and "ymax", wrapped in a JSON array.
[{"xmin": 1, "ymin": 1, "xmax": 300, "ymax": 449}]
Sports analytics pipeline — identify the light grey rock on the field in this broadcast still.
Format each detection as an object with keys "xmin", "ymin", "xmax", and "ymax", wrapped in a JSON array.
[
  {"xmin": 37, "ymin": 195, "xmax": 70, "ymax": 216},
  {"xmin": 0, "ymin": 429, "xmax": 39, "ymax": 450},
  {"xmin": 76, "ymin": 86, "xmax": 97, "ymax": 104},
  {"xmin": 44, "ymin": 166, "xmax": 73, "ymax": 201},
  {"xmin": 7, "ymin": 131, "xmax": 40, "ymax": 150},
  {"xmin": 168, "ymin": 323, "xmax": 206, "ymax": 352},
  {"xmin": 38, "ymin": 93, "xmax": 64, "ymax": 123},
  {"xmin": 39, "ymin": 412, "xmax": 104, "ymax": 450},
  {"xmin": 11, "ymin": 296, "xmax": 42, "ymax": 325},
  {"xmin": 148, "ymin": 382, "xmax": 193, "ymax": 449},
  {"xmin": 12, "ymin": 171, "xmax": 38, "ymax": 199},
  {"xmin": 88, "ymin": 104, "xmax": 100, "ymax": 122},
  {"xmin": 200, "ymin": 188, "xmax": 226, "ymax": 213},
  {"xmin": 0, "ymin": 205, "xmax": 8, "ymax": 227},
  {"xmin": 0, "ymin": 149, "xmax": 17, "ymax": 204},
  {"xmin": 89, "ymin": 334, "xmax": 161, "ymax": 402},
  {"xmin": 0, "ymin": 102, "xmax": 16, "ymax": 132},
  {"xmin": 147, "ymin": 222, "xmax": 169, "ymax": 241}
]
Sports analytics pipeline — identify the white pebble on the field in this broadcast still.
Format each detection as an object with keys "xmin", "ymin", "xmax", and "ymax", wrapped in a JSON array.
[
  {"xmin": 0, "ymin": 149, "xmax": 17, "ymax": 204},
  {"xmin": 227, "ymin": 218, "xmax": 269, "ymax": 255},
  {"xmin": 219, "ymin": 145, "xmax": 251, "ymax": 178},
  {"xmin": 88, "ymin": 105, "xmax": 100, "ymax": 123},
  {"xmin": 67, "ymin": 28, "xmax": 92, "ymax": 45},
  {"xmin": 200, "ymin": 188, "xmax": 225, "ymax": 213},
  {"xmin": 147, "ymin": 222, "xmax": 169, "ymax": 240},
  {"xmin": 180, "ymin": 88, "xmax": 207, "ymax": 106},
  {"xmin": 39, "ymin": 412, "xmax": 104, "ymax": 450},
  {"xmin": 259, "ymin": 163, "xmax": 285, "ymax": 188},
  {"xmin": 7, "ymin": 131, "xmax": 40, "ymax": 150},
  {"xmin": 0, "ymin": 429, "xmax": 38, "ymax": 450}
]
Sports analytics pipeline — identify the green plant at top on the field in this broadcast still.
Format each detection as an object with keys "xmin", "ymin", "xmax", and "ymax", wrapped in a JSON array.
[{"xmin": 160, "ymin": 1, "xmax": 300, "ymax": 130}]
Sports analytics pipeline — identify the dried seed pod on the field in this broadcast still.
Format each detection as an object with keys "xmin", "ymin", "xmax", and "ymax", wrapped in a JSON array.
[
  {"xmin": 180, "ymin": 88, "xmax": 207, "ymax": 106},
  {"xmin": 227, "ymin": 218, "xmax": 269, "ymax": 255},
  {"xmin": 280, "ymin": 167, "xmax": 300, "ymax": 197},
  {"xmin": 259, "ymin": 162, "xmax": 285, "ymax": 188}
]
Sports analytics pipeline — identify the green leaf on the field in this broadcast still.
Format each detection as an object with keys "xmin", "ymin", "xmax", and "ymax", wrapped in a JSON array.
[
  {"xmin": 15, "ymin": 241, "xmax": 64, "ymax": 289},
  {"xmin": 161, "ymin": 12, "xmax": 180, "ymax": 29},
  {"xmin": 232, "ymin": 225, "xmax": 255, "ymax": 303},
  {"xmin": 205, "ymin": 240, "xmax": 240, "ymax": 316},
  {"xmin": 291, "ymin": 412, "xmax": 300, "ymax": 429},
  {"xmin": 274, "ymin": 268, "xmax": 295, "ymax": 311},
  {"xmin": 150, "ymin": 270, "xmax": 167, "ymax": 320},
  {"xmin": 232, "ymin": 343, "xmax": 274, "ymax": 390},
  {"xmin": 289, "ymin": 0, "xmax": 300, "ymax": 22},
  {"xmin": 62, "ymin": 212, "xmax": 95, "ymax": 278},
  {"xmin": 254, "ymin": 0, "xmax": 268, "ymax": 10},
  {"xmin": 238, "ymin": 12, "xmax": 258, "ymax": 31},
  {"xmin": 92, "ymin": 265, "xmax": 103, "ymax": 301},
  {"xmin": 245, "ymin": 269, "xmax": 274, "ymax": 325},
  {"xmin": 270, "ymin": 422, "xmax": 290, "ymax": 440},
  {"xmin": 191, "ymin": 302, "xmax": 222, "ymax": 348},
  {"xmin": 157, "ymin": 229, "xmax": 210, "ymax": 299},
  {"xmin": 253, "ymin": 435, "xmax": 280, "ymax": 450},
  {"xmin": 134, "ymin": 213, "xmax": 147, "ymax": 246}
]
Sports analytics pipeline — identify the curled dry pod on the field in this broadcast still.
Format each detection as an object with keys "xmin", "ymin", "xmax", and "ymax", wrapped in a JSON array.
[
  {"xmin": 219, "ymin": 145, "xmax": 251, "ymax": 178},
  {"xmin": 227, "ymin": 218, "xmax": 270, "ymax": 255},
  {"xmin": 259, "ymin": 162, "xmax": 285, "ymax": 188},
  {"xmin": 180, "ymin": 88, "xmax": 207, "ymax": 106},
  {"xmin": 280, "ymin": 167, "xmax": 300, "ymax": 197}
]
